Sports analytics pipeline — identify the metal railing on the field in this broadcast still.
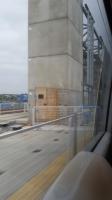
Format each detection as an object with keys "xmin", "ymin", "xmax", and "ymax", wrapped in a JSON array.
[{"xmin": 0, "ymin": 108, "xmax": 95, "ymax": 153}]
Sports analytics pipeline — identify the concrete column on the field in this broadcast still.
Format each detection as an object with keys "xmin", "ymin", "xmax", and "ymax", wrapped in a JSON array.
[{"xmin": 28, "ymin": 0, "xmax": 83, "ymax": 122}]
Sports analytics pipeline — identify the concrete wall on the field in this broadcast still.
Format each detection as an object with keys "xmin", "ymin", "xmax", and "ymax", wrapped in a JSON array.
[{"xmin": 28, "ymin": 0, "xmax": 83, "ymax": 121}]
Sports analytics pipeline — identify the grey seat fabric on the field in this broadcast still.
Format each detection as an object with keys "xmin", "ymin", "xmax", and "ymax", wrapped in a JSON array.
[{"xmin": 44, "ymin": 151, "xmax": 112, "ymax": 200}]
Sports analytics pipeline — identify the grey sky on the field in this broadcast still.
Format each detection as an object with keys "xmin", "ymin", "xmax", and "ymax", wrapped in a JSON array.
[{"xmin": 0, "ymin": 0, "xmax": 28, "ymax": 94}]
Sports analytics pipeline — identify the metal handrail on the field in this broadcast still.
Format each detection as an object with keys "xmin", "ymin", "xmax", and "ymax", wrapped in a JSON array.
[{"xmin": 0, "ymin": 113, "xmax": 76, "ymax": 139}]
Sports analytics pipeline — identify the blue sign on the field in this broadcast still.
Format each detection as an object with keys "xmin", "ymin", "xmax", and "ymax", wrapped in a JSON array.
[{"xmin": 17, "ymin": 94, "xmax": 28, "ymax": 103}]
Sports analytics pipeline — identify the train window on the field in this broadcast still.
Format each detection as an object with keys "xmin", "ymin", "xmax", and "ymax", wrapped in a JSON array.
[{"xmin": 0, "ymin": 0, "xmax": 112, "ymax": 200}]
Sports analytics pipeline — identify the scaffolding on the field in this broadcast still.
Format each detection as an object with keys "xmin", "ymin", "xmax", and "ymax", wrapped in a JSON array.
[{"xmin": 83, "ymin": 4, "xmax": 104, "ymax": 106}]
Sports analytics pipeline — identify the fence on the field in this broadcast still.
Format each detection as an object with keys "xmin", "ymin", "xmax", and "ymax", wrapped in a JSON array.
[
  {"xmin": 0, "ymin": 102, "xmax": 28, "ymax": 114},
  {"xmin": 28, "ymin": 106, "xmax": 96, "ymax": 152}
]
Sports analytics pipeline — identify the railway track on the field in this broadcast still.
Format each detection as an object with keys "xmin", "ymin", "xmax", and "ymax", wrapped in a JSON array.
[
  {"xmin": 0, "ymin": 112, "xmax": 28, "ymax": 134},
  {"xmin": 0, "ymin": 109, "xmax": 25, "ymax": 115},
  {"xmin": 0, "ymin": 112, "xmax": 28, "ymax": 125}
]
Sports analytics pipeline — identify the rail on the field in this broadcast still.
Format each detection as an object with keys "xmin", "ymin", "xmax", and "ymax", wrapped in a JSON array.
[{"xmin": 0, "ymin": 113, "xmax": 77, "ymax": 139}]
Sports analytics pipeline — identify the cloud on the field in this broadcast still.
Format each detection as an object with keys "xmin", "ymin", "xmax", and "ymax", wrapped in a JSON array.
[{"xmin": 0, "ymin": 0, "xmax": 28, "ymax": 94}]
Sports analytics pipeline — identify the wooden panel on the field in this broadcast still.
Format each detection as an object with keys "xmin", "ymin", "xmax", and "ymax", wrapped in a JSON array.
[{"xmin": 35, "ymin": 87, "xmax": 59, "ymax": 121}]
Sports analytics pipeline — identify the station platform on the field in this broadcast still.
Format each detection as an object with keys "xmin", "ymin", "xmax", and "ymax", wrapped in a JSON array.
[{"xmin": 0, "ymin": 126, "xmax": 71, "ymax": 200}]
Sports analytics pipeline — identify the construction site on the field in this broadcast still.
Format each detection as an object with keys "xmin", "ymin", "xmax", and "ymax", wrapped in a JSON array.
[{"xmin": 0, "ymin": 0, "xmax": 112, "ymax": 199}]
